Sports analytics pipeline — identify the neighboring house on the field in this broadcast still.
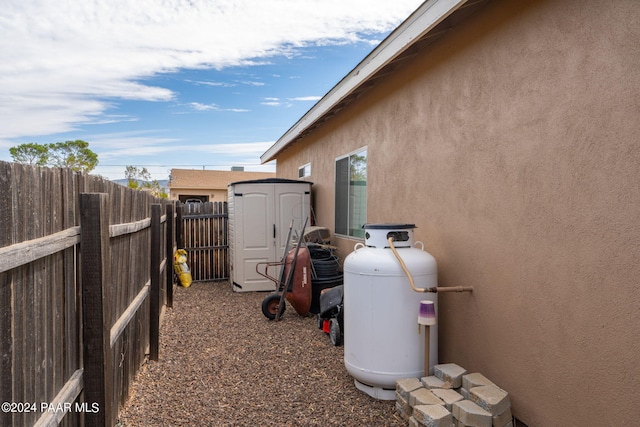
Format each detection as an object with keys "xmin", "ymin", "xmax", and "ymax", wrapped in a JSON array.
[
  {"xmin": 168, "ymin": 168, "xmax": 275, "ymax": 202},
  {"xmin": 261, "ymin": 0, "xmax": 639, "ymax": 425}
]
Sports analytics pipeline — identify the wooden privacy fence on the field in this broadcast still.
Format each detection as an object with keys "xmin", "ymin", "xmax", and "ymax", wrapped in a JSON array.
[
  {"xmin": 0, "ymin": 161, "xmax": 176, "ymax": 427},
  {"xmin": 179, "ymin": 201, "xmax": 229, "ymax": 282}
]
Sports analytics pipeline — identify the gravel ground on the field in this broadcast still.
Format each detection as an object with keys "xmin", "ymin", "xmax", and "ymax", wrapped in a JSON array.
[{"xmin": 118, "ymin": 281, "xmax": 405, "ymax": 426}]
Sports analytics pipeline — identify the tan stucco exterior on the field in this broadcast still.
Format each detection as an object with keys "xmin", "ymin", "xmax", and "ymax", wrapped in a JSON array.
[
  {"xmin": 168, "ymin": 169, "xmax": 275, "ymax": 201},
  {"xmin": 269, "ymin": 0, "xmax": 640, "ymax": 425}
]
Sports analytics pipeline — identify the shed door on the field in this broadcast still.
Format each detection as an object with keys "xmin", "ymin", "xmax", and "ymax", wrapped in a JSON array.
[
  {"xmin": 235, "ymin": 184, "xmax": 276, "ymax": 291},
  {"xmin": 232, "ymin": 182, "xmax": 310, "ymax": 292},
  {"xmin": 275, "ymin": 183, "xmax": 310, "ymax": 254}
]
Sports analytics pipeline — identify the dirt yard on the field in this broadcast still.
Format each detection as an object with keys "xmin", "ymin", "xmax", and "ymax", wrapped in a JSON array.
[{"xmin": 117, "ymin": 282, "xmax": 405, "ymax": 426}]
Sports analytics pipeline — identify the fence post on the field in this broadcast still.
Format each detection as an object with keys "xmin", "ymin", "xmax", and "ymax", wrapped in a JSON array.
[
  {"xmin": 80, "ymin": 192, "xmax": 114, "ymax": 426},
  {"xmin": 149, "ymin": 204, "xmax": 161, "ymax": 361},
  {"xmin": 0, "ymin": 163, "xmax": 12, "ymax": 427},
  {"xmin": 175, "ymin": 201, "xmax": 183, "ymax": 249},
  {"xmin": 165, "ymin": 203, "xmax": 175, "ymax": 308}
]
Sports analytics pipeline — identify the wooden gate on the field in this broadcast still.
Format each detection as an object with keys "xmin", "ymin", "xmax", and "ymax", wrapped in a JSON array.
[{"xmin": 180, "ymin": 201, "xmax": 229, "ymax": 282}]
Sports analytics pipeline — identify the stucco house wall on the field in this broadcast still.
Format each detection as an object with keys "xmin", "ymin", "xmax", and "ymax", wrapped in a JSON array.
[{"xmin": 268, "ymin": 0, "xmax": 640, "ymax": 425}]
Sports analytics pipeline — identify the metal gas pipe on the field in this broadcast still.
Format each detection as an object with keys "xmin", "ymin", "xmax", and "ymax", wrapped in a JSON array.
[{"xmin": 388, "ymin": 237, "xmax": 473, "ymax": 294}]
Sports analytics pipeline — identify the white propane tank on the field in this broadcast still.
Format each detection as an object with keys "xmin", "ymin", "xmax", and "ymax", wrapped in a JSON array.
[{"xmin": 343, "ymin": 223, "xmax": 438, "ymax": 400}]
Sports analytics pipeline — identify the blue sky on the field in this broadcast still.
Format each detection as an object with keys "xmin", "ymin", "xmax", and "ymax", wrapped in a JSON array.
[{"xmin": 0, "ymin": 0, "xmax": 423, "ymax": 180}]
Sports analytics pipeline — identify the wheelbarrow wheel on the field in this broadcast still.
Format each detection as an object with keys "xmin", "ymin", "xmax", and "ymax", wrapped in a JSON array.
[
  {"xmin": 262, "ymin": 293, "xmax": 286, "ymax": 320},
  {"xmin": 329, "ymin": 318, "xmax": 342, "ymax": 346}
]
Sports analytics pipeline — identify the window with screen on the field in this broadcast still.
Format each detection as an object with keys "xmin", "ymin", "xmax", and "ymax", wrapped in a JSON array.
[{"xmin": 335, "ymin": 148, "xmax": 367, "ymax": 238}]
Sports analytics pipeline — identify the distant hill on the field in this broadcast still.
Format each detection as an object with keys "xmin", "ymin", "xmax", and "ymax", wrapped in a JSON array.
[{"xmin": 113, "ymin": 179, "xmax": 169, "ymax": 190}]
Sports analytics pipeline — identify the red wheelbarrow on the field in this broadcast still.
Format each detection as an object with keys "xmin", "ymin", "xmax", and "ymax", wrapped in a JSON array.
[{"xmin": 256, "ymin": 219, "xmax": 312, "ymax": 320}]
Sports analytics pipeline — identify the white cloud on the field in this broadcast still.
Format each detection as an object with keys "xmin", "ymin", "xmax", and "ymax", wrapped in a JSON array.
[
  {"xmin": 289, "ymin": 96, "xmax": 322, "ymax": 102},
  {"xmin": 188, "ymin": 141, "xmax": 275, "ymax": 156},
  {"xmin": 261, "ymin": 97, "xmax": 283, "ymax": 107},
  {"xmin": 85, "ymin": 115, "xmax": 139, "ymax": 125},
  {"xmin": 186, "ymin": 80, "xmax": 236, "ymax": 88},
  {"xmin": 89, "ymin": 130, "xmax": 272, "ymax": 159},
  {"xmin": 88, "ymin": 130, "xmax": 181, "ymax": 160},
  {"xmin": 262, "ymin": 101, "xmax": 287, "ymax": 107},
  {"xmin": 186, "ymin": 102, "xmax": 249, "ymax": 112},
  {"xmin": 236, "ymin": 80, "xmax": 265, "ymax": 87},
  {"xmin": 189, "ymin": 102, "xmax": 219, "ymax": 111},
  {"xmin": 90, "ymin": 137, "xmax": 277, "ymax": 179},
  {"xmin": 0, "ymin": 0, "xmax": 423, "ymax": 140},
  {"xmin": 261, "ymin": 95, "xmax": 320, "ymax": 107}
]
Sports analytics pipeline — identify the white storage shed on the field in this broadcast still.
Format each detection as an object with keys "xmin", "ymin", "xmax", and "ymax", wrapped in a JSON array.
[{"xmin": 228, "ymin": 178, "xmax": 312, "ymax": 292}]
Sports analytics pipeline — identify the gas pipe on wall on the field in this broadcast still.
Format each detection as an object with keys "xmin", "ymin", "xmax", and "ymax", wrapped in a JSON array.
[{"xmin": 343, "ymin": 223, "xmax": 472, "ymax": 400}]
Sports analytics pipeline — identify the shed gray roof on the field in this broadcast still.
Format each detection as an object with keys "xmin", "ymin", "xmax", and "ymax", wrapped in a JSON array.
[{"xmin": 228, "ymin": 178, "xmax": 312, "ymax": 187}]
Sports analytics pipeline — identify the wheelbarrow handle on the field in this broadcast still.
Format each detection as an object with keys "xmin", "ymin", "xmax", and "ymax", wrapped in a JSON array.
[{"xmin": 256, "ymin": 261, "xmax": 286, "ymax": 290}]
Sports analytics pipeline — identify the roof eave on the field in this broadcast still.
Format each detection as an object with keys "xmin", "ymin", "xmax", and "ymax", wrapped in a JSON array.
[{"xmin": 260, "ymin": 0, "xmax": 468, "ymax": 164}]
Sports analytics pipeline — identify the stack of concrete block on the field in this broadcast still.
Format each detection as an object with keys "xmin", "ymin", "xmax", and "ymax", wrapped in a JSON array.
[{"xmin": 395, "ymin": 363, "xmax": 513, "ymax": 427}]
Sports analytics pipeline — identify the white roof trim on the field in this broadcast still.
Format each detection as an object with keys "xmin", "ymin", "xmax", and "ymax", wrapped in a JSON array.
[{"xmin": 261, "ymin": 0, "xmax": 468, "ymax": 163}]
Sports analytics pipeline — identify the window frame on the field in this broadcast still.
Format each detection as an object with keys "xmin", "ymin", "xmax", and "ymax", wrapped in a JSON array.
[
  {"xmin": 334, "ymin": 147, "xmax": 367, "ymax": 239},
  {"xmin": 298, "ymin": 163, "xmax": 311, "ymax": 179}
]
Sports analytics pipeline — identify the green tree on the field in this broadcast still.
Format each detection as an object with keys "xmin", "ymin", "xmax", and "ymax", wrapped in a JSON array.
[
  {"xmin": 125, "ymin": 166, "xmax": 168, "ymax": 199},
  {"xmin": 125, "ymin": 165, "xmax": 145, "ymax": 189},
  {"xmin": 9, "ymin": 143, "xmax": 49, "ymax": 166},
  {"xmin": 47, "ymin": 140, "xmax": 98, "ymax": 172},
  {"xmin": 9, "ymin": 140, "xmax": 98, "ymax": 173}
]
